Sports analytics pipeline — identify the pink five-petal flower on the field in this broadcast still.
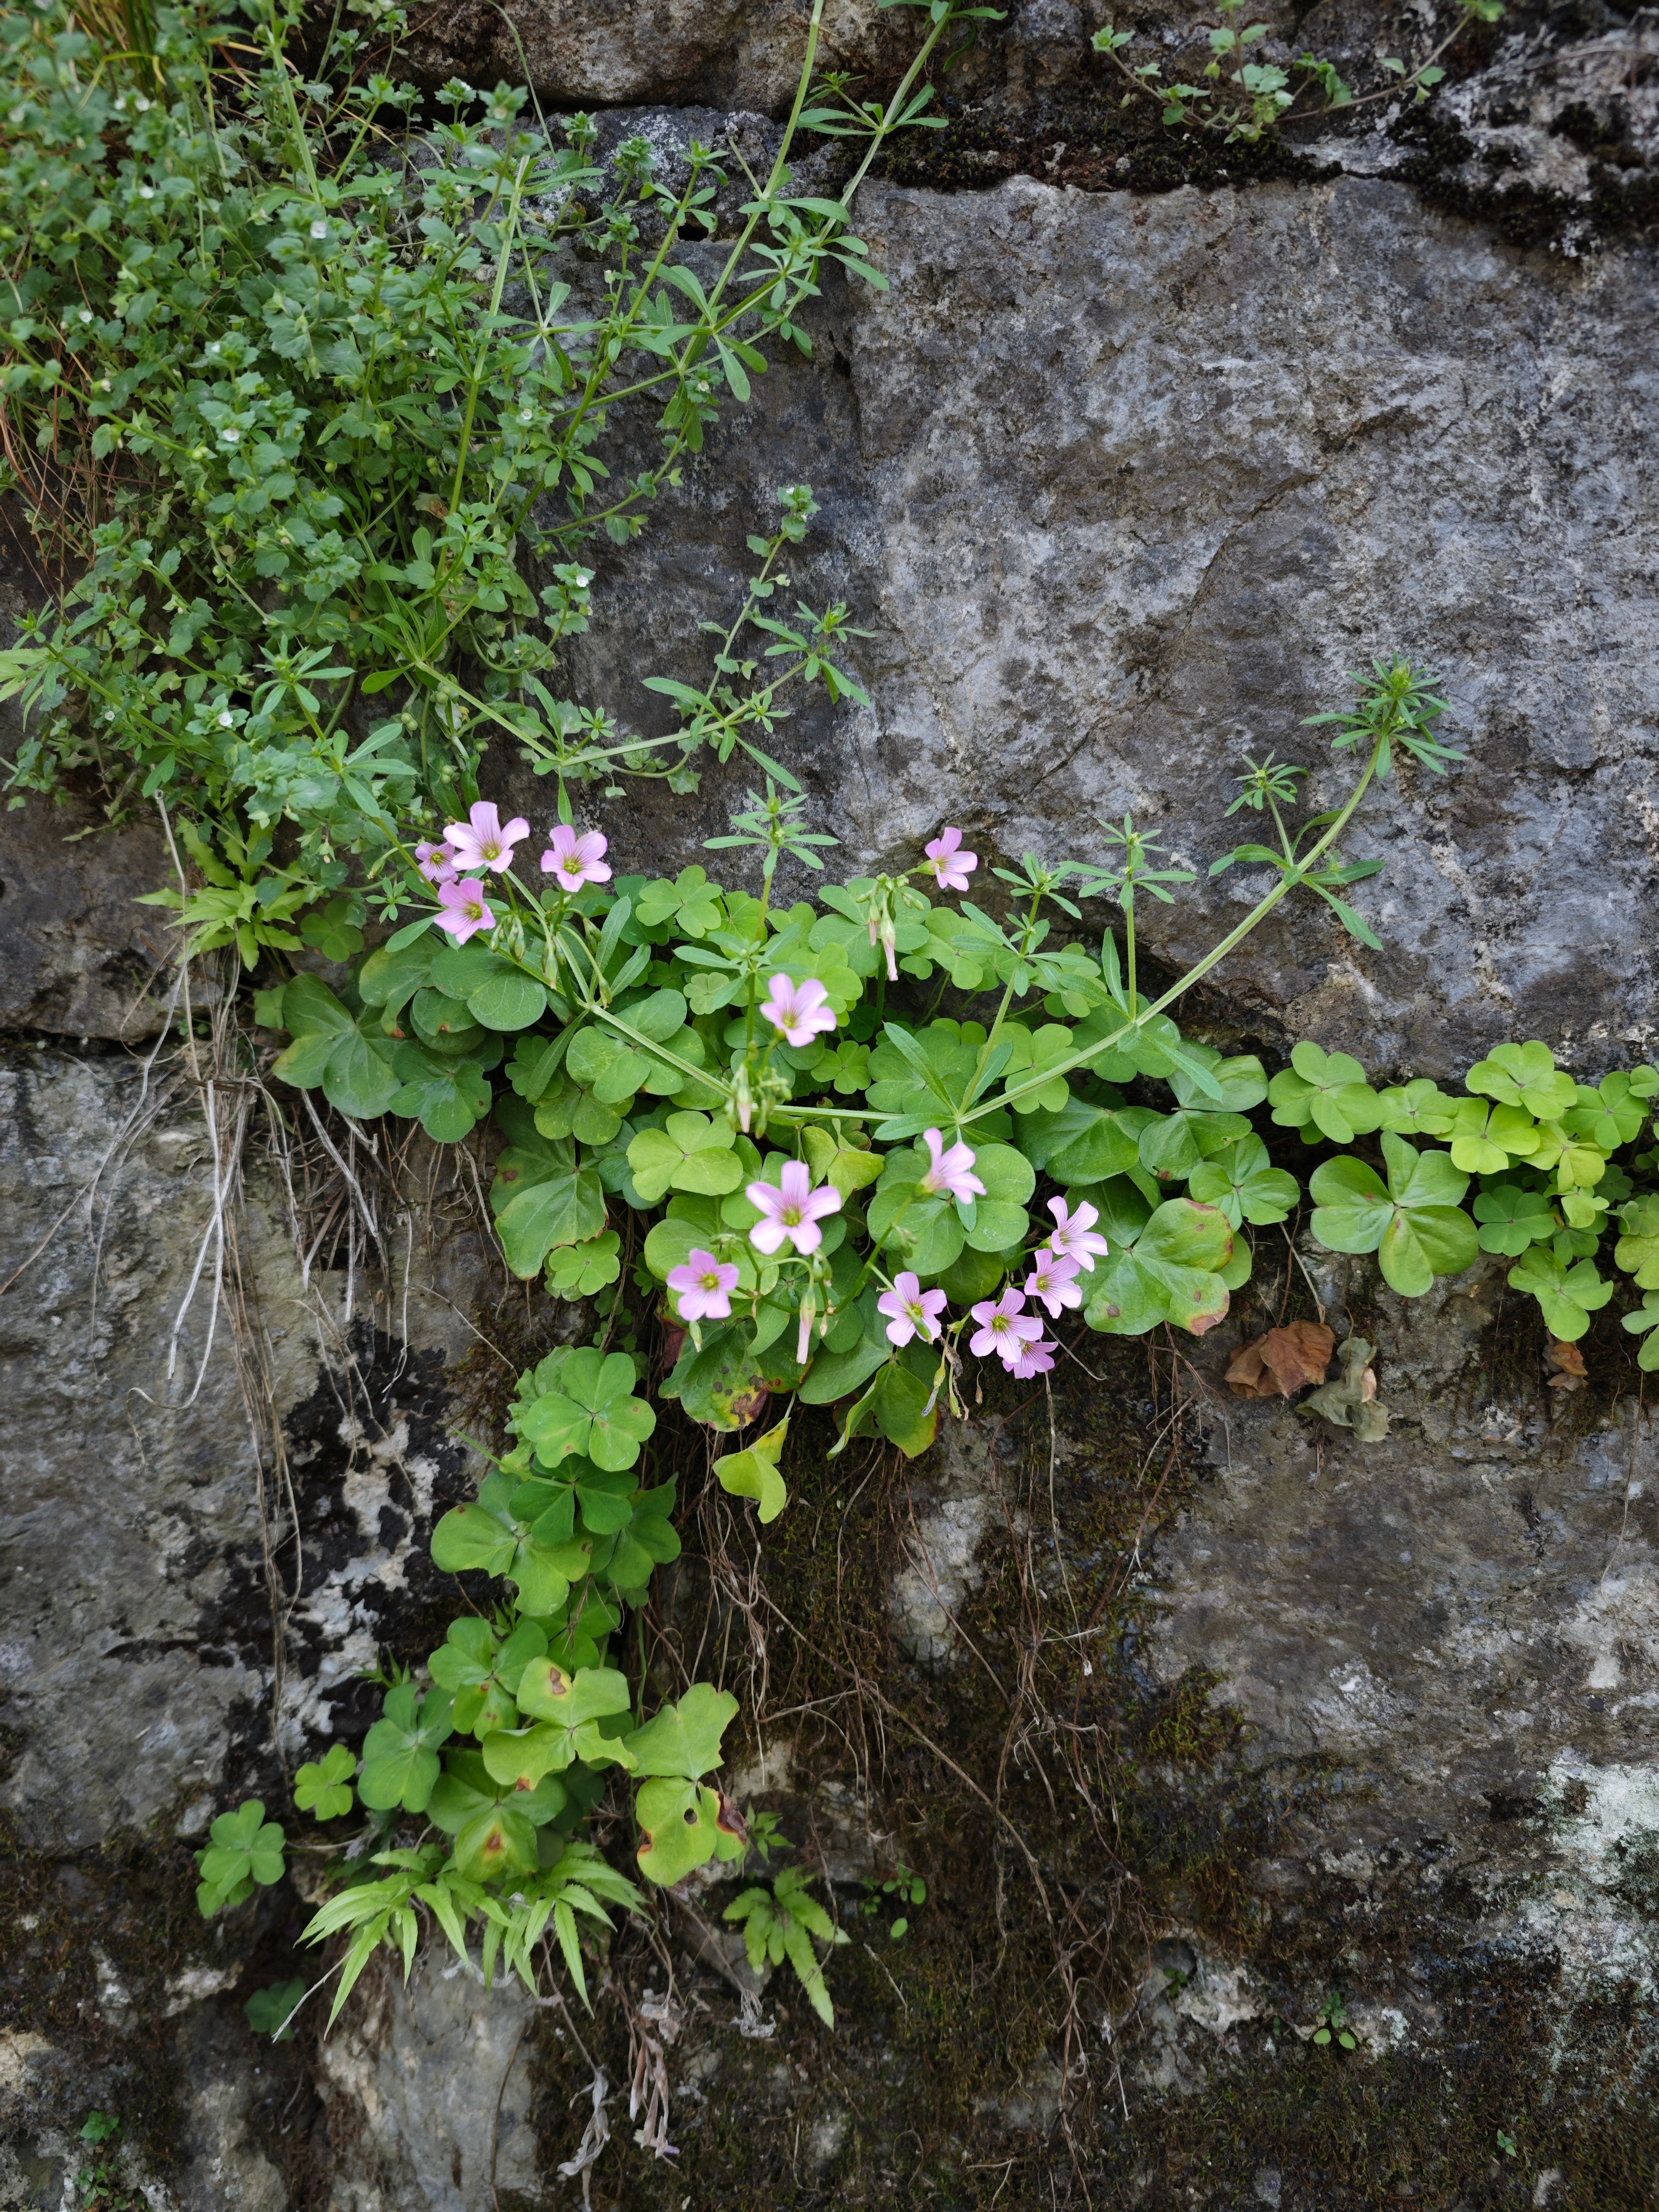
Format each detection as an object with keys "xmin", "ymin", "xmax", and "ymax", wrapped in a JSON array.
[
  {"xmin": 667, "ymin": 1248, "xmax": 740, "ymax": 1324},
  {"xmin": 541, "ymin": 824, "xmax": 613, "ymax": 893},
  {"xmin": 968, "ymin": 1287, "xmax": 1042, "ymax": 1365},
  {"xmin": 445, "ymin": 800, "xmax": 529, "ymax": 875},
  {"xmin": 923, "ymin": 825, "xmax": 977, "ymax": 893},
  {"xmin": 876, "ymin": 1271, "xmax": 948, "ymax": 1348},
  {"xmin": 415, "ymin": 839, "xmax": 457, "ymax": 886},
  {"xmin": 434, "ymin": 878, "xmax": 496, "ymax": 943},
  {"xmin": 1025, "ymin": 1247, "xmax": 1083, "ymax": 1319},
  {"xmin": 759, "ymin": 974, "xmax": 838, "ymax": 1049},
  {"xmin": 1008, "ymin": 1336, "xmax": 1057, "ymax": 1380},
  {"xmin": 1047, "ymin": 1196, "xmax": 1110, "ymax": 1272},
  {"xmin": 919, "ymin": 1127, "xmax": 986, "ymax": 1206},
  {"xmin": 746, "ymin": 1161, "xmax": 842, "ymax": 1257}
]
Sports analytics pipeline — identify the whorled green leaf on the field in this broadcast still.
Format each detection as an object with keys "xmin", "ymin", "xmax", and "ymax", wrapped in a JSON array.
[
  {"xmin": 1308, "ymin": 1133, "xmax": 1476, "ymax": 1297},
  {"xmin": 358, "ymin": 1684, "xmax": 454, "ymax": 1814},
  {"xmin": 1472, "ymin": 1182, "xmax": 1556, "ymax": 1258},
  {"xmin": 1507, "ymin": 1247, "xmax": 1612, "ymax": 1340},
  {"xmin": 1187, "ymin": 1135, "xmax": 1299, "ymax": 1228},
  {"xmin": 492, "ymin": 1135, "xmax": 608, "ymax": 1277},
  {"xmin": 1083, "ymin": 1198, "xmax": 1233, "ymax": 1337},
  {"xmin": 516, "ymin": 1349, "xmax": 657, "ymax": 1471},
  {"xmin": 1267, "ymin": 1041, "xmax": 1380, "ymax": 1145}
]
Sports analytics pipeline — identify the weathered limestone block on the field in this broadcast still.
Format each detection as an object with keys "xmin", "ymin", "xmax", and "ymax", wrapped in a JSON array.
[{"xmin": 552, "ymin": 172, "xmax": 1659, "ymax": 1077}]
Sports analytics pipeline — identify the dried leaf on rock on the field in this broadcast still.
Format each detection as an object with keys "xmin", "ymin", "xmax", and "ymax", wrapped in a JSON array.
[
  {"xmin": 1301, "ymin": 1334, "xmax": 1390, "ymax": 1442},
  {"xmin": 1546, "ymin": 1338, "xmax": 1588, "ymax": 1394},
  {"xmin": 1225, "ymin": 1320, "xmax": 1336, "ymax": 1399}
]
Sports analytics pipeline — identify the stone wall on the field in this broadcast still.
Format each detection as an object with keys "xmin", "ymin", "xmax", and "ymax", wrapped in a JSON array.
[{"xmin": 2, "ymin": 0, "xmax": 1657, "ymax": 2204}]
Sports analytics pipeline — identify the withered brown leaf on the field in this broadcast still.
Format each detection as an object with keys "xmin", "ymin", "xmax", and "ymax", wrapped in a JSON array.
[
  {"xmin": 1225, "ymin": 1320, "xmax": 1336, "ymax": 1399},
  {"xmin": 1546, "ymin": 1338, "xmax": 1588, "ymax": 1394}
]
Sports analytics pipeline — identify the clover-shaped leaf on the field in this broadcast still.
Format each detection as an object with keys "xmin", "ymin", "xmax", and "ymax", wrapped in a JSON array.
[
  {"xmin": 1507, "ymin": 1248, "xmax": 1612, "ymax": 1341},
  {"xmin": 293, "ymin": 1744, "xmax": 356, "ymax": 1821},
  {"xmin": 712, "ymin": 1418, "xmax": 790, "ymax": 1522},
  {"xmin": 506, "ymin": 1661, "xmax": 637, "ymax": 1779},
  {"xmin": 1472, "ymin": 1183, "xmax": 1556, "ymax": 1258},
  {"xmin": 428, "ymin": 1617, "xmax": 549, "ymax": 1737},
  {"xmin": 800, "ymin": 1123, "xmax": 886, "ymax": 1197},
  {"xmin": 493, "ymin": 1132, "xmax": 608, "ymax": 1278},
  {"xmin": 246, "ymin": 1979, "xmax": 308, "ymax": 2041},
  {"xmin": 195, "ymin": 1800, "xmax": 288, "ymax": 1917},
  {"xmin": 1308, "ymin": 1133, "xmax": 1476, "ymax": 1297},
  {"xmin": 516, "ymin": 1348, "xmax": 657, "ymax": 1471},
  {"xmin": 1000, "ymin": 1023, "xmax": 1077, "ymax": 1116},
  {"xmin": 1082, "ymin": 1198, "xmax": 1233, "ymax": 1337},
  {"xmin": 1169, "ymin": 1048, "xmax": 1269, "ymax": 1114},
  {"xmin": 1188, "ymin": 1135, "xmax": 1299, "ymax": 1228},
  {"xmin": 358, "ymin": 1684, "xmax": 455, "ymax": 1814},
  {"xmin": 546, "ymin": 1230, "xmax": 623, "ymax": 1298},
  {"xmin": 428, "ymin": 1747, "xmax": 567, "ymax": 1839},
  {"xmin": 1621, "ymin": 1290, "xmax": 1659, "ymax": 1371},
  {"xmin": 624, "ymin": 1682, "xmax": 740, "ymax": 1782},
  {"xmin": 1445, "ymin": 1097, "xmax": 1542, "ymax": 1176},
  {"xmin": 429, "ymin": 1471, "xmax": 594, "ymax": 1615},
  {"xmin": 1017, "ymin": 1095, "xmax": 1143, "ymax": 1184},
  {"xmin": 1465, "ymin": 1041, "xmax": 1577, "ymax": 1122},
  {"xmin": 628, "ymin": 1110, "xmax": 743, "ymax": 1202},
  {"xmin": 1267, "ymin": 1041, "xmax": 1381, "ymax": 1145},
  {"xmin": 637, "ymin": 865, "xmax": 724, "ymax": 938},
  {"xmin": 1375, "ymin": 1078, "xmax": 1458, "ymax": 1137},
  {"xmin": 1564, "ymin": 1073, "xmax": 1650, "ymax": 1154},
  {"xmin": 272, "ymin": 976, "xmax": 401, "ymax": 1120},
  {"xmin": 388, "ymin": 1040, "xmax": 491, "ymax": 1142},
  {"xmin": 1616, "ymin": 1198, "xmax": 1659, "ymax": 1290}
]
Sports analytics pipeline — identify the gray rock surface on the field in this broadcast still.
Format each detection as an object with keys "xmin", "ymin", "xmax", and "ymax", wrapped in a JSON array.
[{"xmin": 544, "ymin": 170, "xmax": 1659, "ymax": 1079}]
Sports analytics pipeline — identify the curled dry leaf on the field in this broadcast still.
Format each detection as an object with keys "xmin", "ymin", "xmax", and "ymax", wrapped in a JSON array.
[
  {"xmin": 1226, "ymin": 1319, "xmax": 1337, "ymax": 1399},
  {"xmin": 1546, "ymin": 1337, "xmax": 1588, "ymax": 1394},
  {"xmin": 1301, "ymin": 1334, "xmax": 1390, "ymax": 1443}
]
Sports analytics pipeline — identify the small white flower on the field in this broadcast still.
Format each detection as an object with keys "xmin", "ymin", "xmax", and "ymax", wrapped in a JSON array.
[
  {"xmin": 217, "ymin": 711, "xmax": 234, "ymax": 727},
  {"xmin": 220, "ymin": 428, "xmax": 240, "ymax": 443},
  {"xmin": 134, "ymin": 95, "xmax": 151, "ymax": 111},
  {"xmin": 139, "ymin": 186, "xmax": 155, "ymax": 200},
  {"xmin": 309, "ymin": 218, "xmax": 328, "ymax": 240},
  {"xmin": 78, "ymin": 309, "xmax": 93, "ymax": 323}
]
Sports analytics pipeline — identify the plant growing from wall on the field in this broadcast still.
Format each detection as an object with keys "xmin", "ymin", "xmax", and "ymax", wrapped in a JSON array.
[{"xmin": 5, "ymin": 0, "xmax": 1658, "ymax": 2119}]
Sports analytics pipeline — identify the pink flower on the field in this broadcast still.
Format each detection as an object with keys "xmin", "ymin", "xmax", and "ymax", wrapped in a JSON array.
[
  {"xmin": 1025, "ymin": 1247, "xmax": 1082, "ymax": 1319},
  {"xmin": 433, "ymin": 878, "xmax": 496, "ymax": 943},
  {"xmin": 1047, "ymin": 1196, "xmax": 1110, "ymax": 1272},
  {"xmin": 746, "ymin": 1161, "xmax": 841, "ymax": 1257},
  {"xmin": 968, "ymin": 1288, "xmax": 1042, "ymax": 1366},
  {"xmin": 444, "ymin": 800, "xmax": 529, "ymax": 875},
  {"xmin": 415, "ymin": 840, "xmax": 457, "ymax": 886},
  {"xmin": 922, "ymin": 826, "xmax": 977, "ymax": 893},
  {"xmin": 919, "ymin": 1128, "xmax": 986, "ymax": 1206},
  {"xmin": 541, "ymin": 824, "xmax": 612, "ymax": 894},
  {"xmin": 759, "ymin": 974, "xmax": 838, "ymax": 1049},
  {"xmin": 667, "ymin": 1248, "xmax": 740, "ymax": 1323},
  {"xmin": 1008, "ymin": 1336, "xmax": 1056, "ymax": 1380},
  {"xmin": 876, "ymin": 1271, "xmax": 947, "ymax": 1348}
]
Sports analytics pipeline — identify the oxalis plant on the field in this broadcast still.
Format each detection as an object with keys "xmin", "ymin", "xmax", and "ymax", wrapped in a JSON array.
[
  {"xmin": 7, "ymin": 0, "xmax": 1659, "ymax": 2085},
  {"xmin": 232, "ymin": 652, "xmax": 1659, "ymax": 2040}
]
